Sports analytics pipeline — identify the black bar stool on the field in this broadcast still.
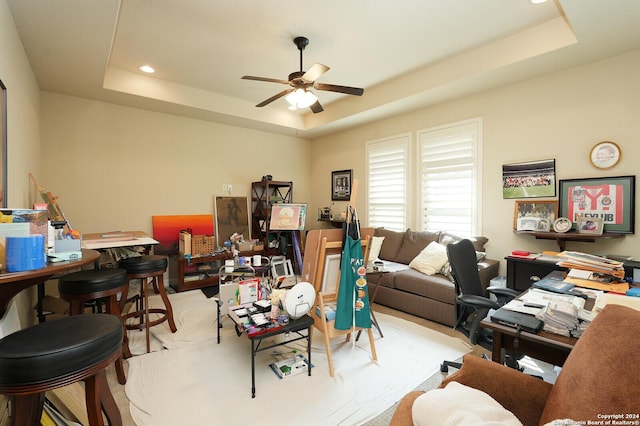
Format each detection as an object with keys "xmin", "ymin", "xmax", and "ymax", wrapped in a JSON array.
[
  {"xmin": 0, "ymin": 314, "xmax": 123, "ymax": 426},
  {"xmin": 58, "ymin": 268, "xmax": 131, "ymax": 384},
  {"xmin": 118, "ymin": 255, "xmax": 177, "ymax": 353}
]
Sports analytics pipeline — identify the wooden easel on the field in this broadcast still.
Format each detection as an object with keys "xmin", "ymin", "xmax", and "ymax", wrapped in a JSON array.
[
  {"xmin": 29, "ymin": 173, "xmax": 80, "ymax": 238},
  {"xmin": 307, "ymin": 179, "xmax": 377, "ymax": 376}
]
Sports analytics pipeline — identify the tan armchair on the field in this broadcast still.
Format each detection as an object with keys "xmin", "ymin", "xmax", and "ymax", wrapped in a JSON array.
[{"xmin": 390, "ymin": 304, "xmax": 640, "ymax": 426}]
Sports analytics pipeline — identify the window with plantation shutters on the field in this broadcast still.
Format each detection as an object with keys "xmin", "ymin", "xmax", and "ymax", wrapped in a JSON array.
[
  {"xmin": 417, "ymin": 119, "xmax": 482, "ymax": 236},
  {"xmin": 366, "ymin": 134, "xmax": 410, "ymax": 231}
]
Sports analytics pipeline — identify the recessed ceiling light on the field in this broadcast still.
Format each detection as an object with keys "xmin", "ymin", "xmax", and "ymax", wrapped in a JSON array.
[
  {"xmin": 138, "ymin": 65, "xmax": 155, "ymax": 74},
  {"xmin": 530, "ymin": 0, "xmax": 547, "ymax": 4}
]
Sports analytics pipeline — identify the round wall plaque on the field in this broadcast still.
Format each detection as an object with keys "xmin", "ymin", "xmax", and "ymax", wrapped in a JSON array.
[{"xmin": 590, "ymin": 141, "xmax": 621, "ymax": 170}]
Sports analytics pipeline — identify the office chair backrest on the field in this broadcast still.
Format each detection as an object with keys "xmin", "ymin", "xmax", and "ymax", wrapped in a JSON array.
[{"xmin": 446, "ymin": 239, "xmax": 484, "ymax": 297}]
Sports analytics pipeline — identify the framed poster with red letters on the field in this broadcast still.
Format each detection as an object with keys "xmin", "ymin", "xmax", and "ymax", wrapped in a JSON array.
[{"xmin": 558, "ymin": 176, "xmax": 635, "ymax": 234}]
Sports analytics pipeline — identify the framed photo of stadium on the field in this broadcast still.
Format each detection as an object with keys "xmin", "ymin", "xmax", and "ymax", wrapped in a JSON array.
[
  {"xmin": 502, "ymin": 159, "xmax": 556, "ymax": 199},
  {"xmin": 558, "ymin": 175, "xmax": 635, "ymax": 234}
]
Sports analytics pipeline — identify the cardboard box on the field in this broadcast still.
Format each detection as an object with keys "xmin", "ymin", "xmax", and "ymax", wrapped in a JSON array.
[
  {"xmin": 236, "ymin": 241, "xmax": 253, "ymax": 252},
  {"xmin": 178, "ymin": 231, "xmax": 191, "ymax": 256},
  {"xmin": 238, "ymin": 278, "xmax": 260, "ymax": 304}
]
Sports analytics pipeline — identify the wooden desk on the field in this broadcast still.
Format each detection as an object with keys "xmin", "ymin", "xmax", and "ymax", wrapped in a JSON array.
[
  {"xmin": 481, "ymin": 317, "xmax": 577, "ymax": 366},
  {"xmin": 0, "ymin": 249, "xmax": 100, "ymax": 319}
]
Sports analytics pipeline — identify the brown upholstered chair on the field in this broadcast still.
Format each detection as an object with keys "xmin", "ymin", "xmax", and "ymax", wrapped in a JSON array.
[{"xmin": 390, "ymin": 304, "xmax": 640, "ymax": 426}]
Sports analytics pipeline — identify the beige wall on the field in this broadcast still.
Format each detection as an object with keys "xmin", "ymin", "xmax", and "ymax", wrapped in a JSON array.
[
  {"xmin": 310, "ymin": 50, "xmax": 640, "ymax": 274},
  {"xmin": 3, "ymin": 0, "xmax": 640, "ymax": 320},
  {"xmin": 0, "ymin": 0, "xmax": 42, "ymax": 328},
  {"xmin": 40, "ymin": 92, "xmax": 311, "ymax": 236},
  {"xmin": 0, "ymin": 0, "xmax": 41, "ymax": 207}
]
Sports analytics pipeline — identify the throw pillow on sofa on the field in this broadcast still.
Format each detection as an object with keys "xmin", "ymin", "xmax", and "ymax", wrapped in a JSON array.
[{"xmin": 408, "ymin": 241, "xmax": 449, "ymax": 275}]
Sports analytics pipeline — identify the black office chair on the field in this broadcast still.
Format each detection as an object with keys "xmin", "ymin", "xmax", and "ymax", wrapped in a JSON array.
[{"xmin": 441, "ymin": 238, "xmax": 520, "ymax": 372}]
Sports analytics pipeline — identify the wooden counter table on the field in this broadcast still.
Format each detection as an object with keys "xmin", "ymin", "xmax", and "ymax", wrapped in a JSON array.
[{"xmin": 0, "ymin": 249, "xmax": 100, "ymax": 320}]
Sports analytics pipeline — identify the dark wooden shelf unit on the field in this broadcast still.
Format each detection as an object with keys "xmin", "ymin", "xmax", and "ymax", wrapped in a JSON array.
[
  {"xmin": 251, "ymin": 180, "xmax": 293, "ymax": 255},
  {"xmin": 515, "ymin": 231, "xmax": 625, "ymax": 251},
  {"xmin": 169, "ymin": 250, "xmax": 257, "ymax": 292}
]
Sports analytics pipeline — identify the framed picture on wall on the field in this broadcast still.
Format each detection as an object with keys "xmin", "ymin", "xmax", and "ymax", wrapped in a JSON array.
[
  {"xmin": 332, "ymin": 169, "xmax": 352, "ymax": 201},
  {"xmin": 558, "ymin": 175, "xmax": 635, "ymax": 234},
  {"xmin": 513, "ymin": 200, "xmax": 558, "ymax": 230},
  {"xmin": 502, "ymin": 159, "xmax": 556, "ymax": 199}
]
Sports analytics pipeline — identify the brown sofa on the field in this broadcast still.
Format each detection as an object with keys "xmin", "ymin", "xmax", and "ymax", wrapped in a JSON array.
[
  {"xmin": 389, "ymin": 304, "xmax": 640, "ymax": 426},
  {"xmin": 367, "ymin": 228, "xmax": 499, "ymax": 327}
]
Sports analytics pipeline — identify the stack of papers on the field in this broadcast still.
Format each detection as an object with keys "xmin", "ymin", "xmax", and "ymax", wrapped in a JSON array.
[
  {"xmin": 503, "ymin": 289, "xmax": 593, "ymax": 337},
  {"xmin": 538, "ymin": 298, "xmax": 583, "ymax": 337},
  {"xmin": 557, "ymin": 251, "xmax": 625, "ymax": 279}
]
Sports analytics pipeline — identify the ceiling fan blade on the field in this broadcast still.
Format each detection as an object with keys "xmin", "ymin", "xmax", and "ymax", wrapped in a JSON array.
[
  {"xmin": 255, "ymin": 89, "xmax": 293, "ymax": 107},
  {"xmin": 310, "ymin": 100, "xmax": 324, "ymax": 114},
  {"xmin": 301, "ymin": 63, "xmax": 329, "ymax": 83},
  {"xmin": 315, "ymin": 82, "xmax": 364, "ymax": 96},
  {"xmin": 242, "ymin": 75, "xmax": 290, "ymax": 85}
]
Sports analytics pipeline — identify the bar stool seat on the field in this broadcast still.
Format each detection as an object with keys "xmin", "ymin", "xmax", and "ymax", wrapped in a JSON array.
[
  {"xmin": 58, "ymin": 268, "xmax": 131, "ymax": 385},
  {"xmin": 118, "ymin": 255, "xmax": 177, "ymax": 353},
  {"xmin": 0, "ymin": 314, "xmax": 123, "ymax": 426}
]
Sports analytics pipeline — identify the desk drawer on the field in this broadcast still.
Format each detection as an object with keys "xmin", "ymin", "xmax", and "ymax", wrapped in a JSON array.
[{"xmin": 506, "ymin": 257, "xmax": 566, "ymax": 291}]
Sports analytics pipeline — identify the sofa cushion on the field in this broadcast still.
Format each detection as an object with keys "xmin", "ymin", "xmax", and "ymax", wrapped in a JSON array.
[
  {"xmin": 396, "ymin": 229, "xmax": 441, "ymax": 265},
  {"xmin": 393, "ymin": 269, "xmax": 455, "ymax": 304},
  {"xmin": 409, "ymin": 241, "xmax": 449, "ymax": 275},
  {"xmin": 375, "ymin": 228, "xmax": 407, "ymax": 262},
  {"xmin": 439, "ymin": 232, "xmax": 489, "ymax": 252},
  {"xmin": 539, "ymin": 304, "xmax": 640, "ymax": 425}
]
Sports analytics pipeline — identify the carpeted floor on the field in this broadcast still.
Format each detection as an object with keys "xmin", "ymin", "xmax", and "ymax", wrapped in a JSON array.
[
  {"xmin": 106, "ymin": 291, "xmax": 553, "ymax": 425},
  {"xmin": 122, "ymin": 291, "xmax": 472, "ymax": 425}
]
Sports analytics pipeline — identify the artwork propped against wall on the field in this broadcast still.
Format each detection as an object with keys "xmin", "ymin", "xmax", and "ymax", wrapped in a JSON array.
[
  {"xmin": 152, "ymin": 214, "xmax": 214, "ymax": 254},
  {"xmin": 214, "ymin": 196, "xmax": 250, "ymax": 246}
]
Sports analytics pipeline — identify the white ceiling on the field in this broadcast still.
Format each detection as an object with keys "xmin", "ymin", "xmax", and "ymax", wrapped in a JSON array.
[{"xmin": 7, "ymin": 0, "xmax": 640, "ymax": 139}]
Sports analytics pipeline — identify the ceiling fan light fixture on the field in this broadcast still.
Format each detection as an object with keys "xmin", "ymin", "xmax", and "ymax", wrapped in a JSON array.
[{"xmin": 285, "ymin": 88, "xmax": 317, "ymax": 109}]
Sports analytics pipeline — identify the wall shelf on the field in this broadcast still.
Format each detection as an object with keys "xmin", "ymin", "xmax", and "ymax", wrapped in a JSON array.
[{"xmin": 516, "ymin": 231, "xmax": 625, "ymax": 251}]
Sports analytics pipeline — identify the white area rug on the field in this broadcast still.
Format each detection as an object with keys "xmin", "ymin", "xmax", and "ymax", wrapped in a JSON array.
[{"xmin": 124, "ymin": 291, "xmax": 472, "ymax": 425}]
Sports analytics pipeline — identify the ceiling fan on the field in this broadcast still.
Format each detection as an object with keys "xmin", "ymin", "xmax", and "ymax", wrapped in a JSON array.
[{"xmin": 241, "ymin": 36, "xmax": 364, "ymax": 113}]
